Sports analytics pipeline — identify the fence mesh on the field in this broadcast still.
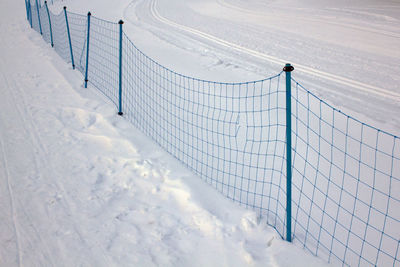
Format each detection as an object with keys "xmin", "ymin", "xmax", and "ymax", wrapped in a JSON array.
[
  {"xmin": 291, "ymin": 80, "xmax": 400, "ymax": 266},
  {"xmin": 67, "ymin": 12, "xmax": 88, "ymax": 74},
  {"xmin": 122, "ymin": 33, "xmax": 288, "ymax": 235},
  {"xmin": 39, "ymin": 5, "xmax": 51, "ymax": 44},
  {"xmin": 87, "ymin": 17, "xmax": 119, "ymax": 106},
  {"xmin": 30, "ymin": 1, "xmax": 40, "ymax": 33},
  {"xmin": 25, "ymin": 2, "xmax": 400, "ymax": 266},
  {"xmin": 50, "ymin": 10, "xmax": 70, "ymax": 62}
]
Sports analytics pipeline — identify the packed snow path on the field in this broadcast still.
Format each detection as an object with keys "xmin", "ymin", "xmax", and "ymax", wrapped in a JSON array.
[{"xmin": 0, "ymin": 0, "xmax": 329, "ymax": 266}]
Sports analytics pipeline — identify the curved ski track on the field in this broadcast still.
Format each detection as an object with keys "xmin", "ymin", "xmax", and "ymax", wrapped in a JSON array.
[{"xmin": 145, "ymin": 0, "xmax": 400, "ymax": 100}]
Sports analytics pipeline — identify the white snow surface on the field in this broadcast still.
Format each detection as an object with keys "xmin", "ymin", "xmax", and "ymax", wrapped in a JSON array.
[
  {"xmin": 0, "ymin": 0, "xmax": 332, "ymax": 266},
  {"xmin": 1, "ymin": 0, "xmax": 399, "ymax": 266}
]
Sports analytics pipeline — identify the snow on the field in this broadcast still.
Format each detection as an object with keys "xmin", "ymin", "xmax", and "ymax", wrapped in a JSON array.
[{"xmin": 1, "ymin": 0, "xmax": 399, "ymax": 266}]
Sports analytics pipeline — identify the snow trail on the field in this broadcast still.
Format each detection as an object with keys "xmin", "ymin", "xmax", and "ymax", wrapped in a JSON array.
[
  {"xmin": 0, "ymin": 124, "xmax": 21, "ymax": 267},
  {"xmin": 216, "ymin": 0, "xmax": 400, "ymax": 39},
  {"xmin": 149, "ymin": 0, "xmax": 400, "ymax": 101}
]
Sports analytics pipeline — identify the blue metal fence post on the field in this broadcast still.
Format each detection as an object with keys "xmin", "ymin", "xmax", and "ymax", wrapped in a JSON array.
[
  {"xmin": 35, "ymin": 0, "xmax": 42, "ymax": 35},
  {"xmin": 63, "ymin": 7, "xmax": 75, "ymax": 69},
  {"xmin": 284, "ymin": 63, "xmax": 294, "ymax": 242},
  {"xmin": 25, "ymin": 0, "xmax": 29, "ymax": 20},
  {"xmin": 28, "ymin": 0, "xmax": 33, "ymax": 28},
  {"xmin": 44, "ymin": 1, "xmax": 53, "ymax": 47},
  {"xmin": 84, "ymin": 12, "xmax": 91, "ymax": 88},
  {"xmin": 118, "ymin": 20, "xmax": 124, "ymax": 116}
]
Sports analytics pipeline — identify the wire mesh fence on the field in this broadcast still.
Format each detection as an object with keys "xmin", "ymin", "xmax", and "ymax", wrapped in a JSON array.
[
  {"xmin": 66, "ymin": 12, "xmax": 87, "ymax": 74},
  {"xmin": 87, "ymin": 17, "xmax": 120, "ymax": 106},
  {"xmin": 25, "ymin": 1, "xmax": 400, "ymax": 266},
  {"xmin": 49, "ymin": 10, "xmax": 70, "ymax": 62},
  {"xmin": 122, "ymin": 32, "xmax": 288, "ymax": 235},
  {"xmin": 291, "ymin": 80, "xmax": 400, "ymax": 266},
  {"xmin": 30, "ymin": 1, "xmax": 40, "ymax": 32},
  {"xmin": 39, "ymin": 4, "xmax": 51, "ymax": 44}
]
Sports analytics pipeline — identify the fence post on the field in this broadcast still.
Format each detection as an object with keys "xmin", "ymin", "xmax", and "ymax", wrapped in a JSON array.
[
  {"xmin": 64, "ymin": 7, "xmax": 75, "ymax": 69},
  {"xmin": 84, "ymin": 12, "xmax": 91, "ymax": 88},
  {"xmin": 29, "ymin": 1, "xmax": 33, "ymax": 28},
  {"xmin": 44, "ymin": 1, "xmax": 53, "ymax": 47},
  {"xmin": 35, "ymin": 0, "xmax": 42, "ymax": 35},
  {"xmin": 25, "ymin": 0, "xmax": 29, "ymax": 20},
  {"xmin": 284, "ymin": 63, "xmax": 294, "ymax": 242},
  {"xmin": 27, "ymin": 0, "xmax": 33, "ymax": 28},
  {"xmin": 118, "ymin": 20, "xmax": 124, "ymax": 116}
]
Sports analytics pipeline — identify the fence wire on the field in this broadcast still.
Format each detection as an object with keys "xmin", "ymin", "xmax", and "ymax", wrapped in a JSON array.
[
  {"xmin": 87, "ymin": 17, "xmax": 119, "ymax": 106},
  {"xmin": 30, "ymin": 1, "xmax": 40, "ymax": 32},
  {"xmin": 291, "ymin": 80, "xmax": 400, "ymax": 266},
  {"xmin": 67, "ymin": 12, "xmax": 88, "ymax": 74},
  {"xmin": 49, "ymin": 10, "xmax": 70, "ymax": 62},
  {"xmin": 39, "ymin": 5, "xmax": 51, "ymax": 44},
  {"xmin": 25, "ymin": 1, "xmax": 400, "ymax": 266},
  {"xmin": 122, "ymin": 33, "xmax": 287, "ymax": 235}
]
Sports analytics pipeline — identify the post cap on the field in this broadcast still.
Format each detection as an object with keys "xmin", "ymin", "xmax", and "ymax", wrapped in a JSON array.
[
  {"xmin": 63, "ymin": 6, "xmax": 67, "ymax": 10},
  {"xmin": 119, "ymin": 20, "xmax": 124, "ymax": 24},
  {"xmin": 283, "ymin": 63, "xmax": 294, "ymax": 72},
  {"xmin": 88, "ymin": 12, "xmax": 91, "ymax": 16}
]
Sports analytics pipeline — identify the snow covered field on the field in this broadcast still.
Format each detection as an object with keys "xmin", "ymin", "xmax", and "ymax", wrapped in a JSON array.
[{"xmin": 1, "ymin": 0, "xmax": 399, "ymax": 266}]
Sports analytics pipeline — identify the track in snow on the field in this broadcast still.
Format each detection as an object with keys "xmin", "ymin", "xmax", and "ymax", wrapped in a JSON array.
[
  {"xmin": 216, "ymin": 0, "xmax": 400, "ymax": 39},
  {"xmin": 0, "ymin": 120, "xmax": 21, "ymax": 267},
  {"xmin": 149, "ymin": 0, "xmax": 400, "ymax": 101}
]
